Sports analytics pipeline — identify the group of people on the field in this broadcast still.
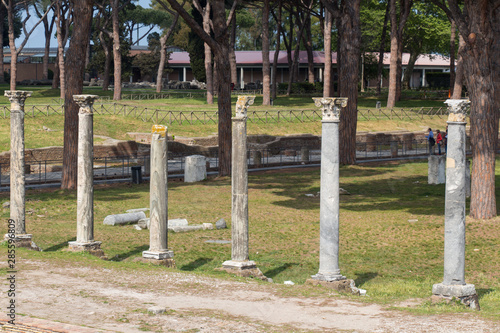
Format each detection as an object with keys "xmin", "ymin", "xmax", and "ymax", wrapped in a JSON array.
[{"xmin": 426, "ymin": 127, "xmax": 447, "ymax": 155}]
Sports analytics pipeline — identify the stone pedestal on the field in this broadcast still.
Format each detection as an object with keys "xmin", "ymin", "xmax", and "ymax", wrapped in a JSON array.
[
  {"xmin": 311, "ymin": 97, "xmax": 349, "ymax": 283},
  {"xmin": 70, "ymin": 95, "xmax": 104, "ymax": 257},
  {"xmin": 222, "ymin": 96, "xmax": 263, "ymax": 278},
  {"xmin": 252, "ymin": 150, "xmax": 262, "ymax": 167},
  {"xmin": 143, "ymin": 125, "xmax": 174, "ymax": 266},
  {"xmin": 428, "ymin": 155, "xmax": 446, "ymax": 184},
  {"xmin": 184, "ymin": 155, "xmax": 207, "ymax": 182},
  {"xmin": 4, "ymin": 233, "xmax": 40, "ymax": 251},
  {"xmin": 301, "ymin": 147, "xmax": 310, "ymax": 162},
  {"xmin": 432, "ymin": 99, "xmax": 478, "ymax": 309}
]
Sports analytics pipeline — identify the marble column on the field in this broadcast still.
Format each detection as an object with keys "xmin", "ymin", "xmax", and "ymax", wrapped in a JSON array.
[
  {"xmin": 222, "ymin": 96, "xmax": 257, "ymax": 271},
  {"xmin": 311, "ymin": 97, "xmax": 348, "ymax": 282},
  {"xmin": 68, "ymin": 95, "xmax": 103, "ymax": 255},
  {"xmin": 432, "ymin": 99, "xmax": 479, "ymax": 309},
  {"xmin": 142, "ymin": 125, "xmax": 174, "ymax": 264},
  {"xmin": 4, "ymin": 91, "xmax": 39, "ymax": 249}
]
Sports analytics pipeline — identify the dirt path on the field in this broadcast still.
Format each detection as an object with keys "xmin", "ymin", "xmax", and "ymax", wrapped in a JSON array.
[{"xmin": 1, "ymin": 259, "xmax": 497, "ymax": 333}]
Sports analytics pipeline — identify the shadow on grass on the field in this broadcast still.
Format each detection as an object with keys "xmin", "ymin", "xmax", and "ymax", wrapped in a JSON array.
[
  {"xmin": 477, "ymin": 288, "xmax": 495, "ymax": 300},
  {"xmin": 263, "ymin": 263, "xmax": 299, "ymax": 279},
  {"xmin": 110, "ymin": 245, "xmax": 149, "ymax": 262},
  {"xmin": 43, "ymin": 238, "xmax": 76, "ymax": 252},
  {"xmin": 180, "ymin": 257, "xmax": 214, "ymax": 271},
  {"xmin": 354, "ymin": 272, "xmax": 378, "ymax": 286}
]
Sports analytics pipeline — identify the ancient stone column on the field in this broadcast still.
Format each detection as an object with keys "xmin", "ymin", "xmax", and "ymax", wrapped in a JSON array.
[
  {"xmin": 142, "ymin": 125, "xmax": 174, "ymax": 266},
  {"xmin": 68, "ymin": 95, "xmax": 103, "ymax": 256},
  {"xmin": 432, "ymin": 99, "xmax": 479, "ymax": 309},
  {"xmin": 222, "ymin": 96, "xmax": 260, "ymax": 272},
  {"xmin": 310, "ymin": 97, "xmax": 348, "ymax": 282},
  {"xmin": 4, "ymin": 91, "xmax": 39, "ymax": 249}
]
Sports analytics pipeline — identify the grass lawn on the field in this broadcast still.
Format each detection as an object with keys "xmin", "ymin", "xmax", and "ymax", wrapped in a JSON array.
[{"xmin": 0, "ymin": 161, "xmax": 499, "ymax": 320}]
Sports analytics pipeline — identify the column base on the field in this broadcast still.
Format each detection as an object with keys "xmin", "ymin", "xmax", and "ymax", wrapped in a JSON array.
[
  {"xmin": 4, "ymin": 233, "xmax": 41, "ymax": 251},
  {"xmin": 311, "ymin": 272, "xmax": 346, "ymax": 282},
  {"xmin": 306, "ymin": 278, "xmax": 361, "ymax": 295},
  {"xmin": 139, "ymin": 250, "xmax": 175, "ymax": 267},
  {"xmin": 220, "ymin": 260, "xmax": 268, "ymax": 281},
  {"xmin": 68, "ymin": 241, "xmax": 106, "ymax": 259},
  {"xmin": 432, "ymin": 283, "xmax": 480, "ymax": 310}
]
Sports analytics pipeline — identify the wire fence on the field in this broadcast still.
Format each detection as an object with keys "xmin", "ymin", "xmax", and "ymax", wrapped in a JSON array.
[{"xmin": 0, "ymin": 103, "xmax": 454, "ymax": 123}]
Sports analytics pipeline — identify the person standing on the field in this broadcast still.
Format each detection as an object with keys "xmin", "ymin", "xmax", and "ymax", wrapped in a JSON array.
[
  {"xmin": 426, "ymin": 128, "xmax": 435, "ymax": 155},
  {"xmin": 436, "ymin": 129, "xmax": 443, "ymax": 155}
]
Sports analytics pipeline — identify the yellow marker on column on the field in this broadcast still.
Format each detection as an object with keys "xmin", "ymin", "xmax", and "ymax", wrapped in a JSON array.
[{"xmin": 152, "ymin": 124, "xmax": 167, "ymax": 137}]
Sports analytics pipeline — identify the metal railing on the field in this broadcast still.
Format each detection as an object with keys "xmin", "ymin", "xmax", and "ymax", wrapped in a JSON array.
[{"xmin": 0, "ymin": 139, "xmax": 462, "ymax": 189}]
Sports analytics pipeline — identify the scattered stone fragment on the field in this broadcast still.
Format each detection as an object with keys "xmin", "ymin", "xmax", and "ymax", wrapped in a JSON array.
[
  {"xmin": 305, "ymin": 194, "xmax": 315, "ymax": 197},
  {"xmin": 205, "ymin": 240, "xmax": 231, "ymax": 244},
  {"xmin": 168, "ymin": 218, "xmax": 189, "ymax": 227},
  {"xmin": 284, "ymin": 281, "xmax": 295, "ymax": 285},
  {"xmin": 202, "ymin": 223, "xmax": 213, "ymax": 230},
  {"xmin": 2, "ymin": 201, "xmax": 9, "ymax": 208},
  {"xmin": 133, "ymin": 225, "xmax": 142, "ymax": 230},
  {"xmin": 126, "ymin": 208, "xmax": 150, "ymax": 213},
  {"xmin": 359, "ymin": 289, "xmax": 367, "ymax": 296},
  {"xmin": 138, "ymin": 218, "xmax": 150, "ymax": 229},
  {"xmin": 147, "ymin": 306, "xmax": 166, "ymax": 315},
  {"xmin": 103, "ymin": 212, "xmax": 146, "ymax": 226},
  {"xmin": 408, "ymin": 219, "xmax": 418, "ymax": 223},
  {"xmin": 339, "ymin": 188, "xmax": 351, "ymax": 195},
  {"xmin": 215, "ymin": 218, "xmax": 227, "ymax": 229},
  {"xmin": 169, "ymin": 225, "xmax": 204, "ymax": 233}
]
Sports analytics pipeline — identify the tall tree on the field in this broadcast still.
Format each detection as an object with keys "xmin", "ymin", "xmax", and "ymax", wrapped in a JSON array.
[
  {"xmin": 321, "ymin": 0, "xmax": 361, "ymax": 165},
  {"xmin": 322, "ymin": 8, "xmax": 333, "ymax": 96},
  {"xmin": 153, "ymin": 3, "xmax": 181, "ymax": 93},
  {"xmin": 430, "ymin": 0, "xmax": 500, "ymax": 219},
  {"xmin": 401, "ymin": 2, "xmax": 450, "ymax": 89},
  {"xmin": 386, "ymin": 0, "xmax": 412, "ymax": 109},
  {"xmin": 451, "ymin": 33, "xmax": 464, "ymax": 99},
  {"xmin": 192, "ymin": 0, "xmax": 214, "ymax": 104},
  {"xmin": 34, "ymin": 0, "xmax": 56, "ymax": 80},
  {"xmin": 270, "ymin": 0, "xmax": 282, "ymax": 99},
  {"xmin": 261, "ymin": 0, "xmax": 271, "ymax": 104},
  {"xmin": 2, "ymin": 0, "xmax": 52, "ymax": 90},
  {"xmin": 0, "ymin": 2, "xmax": 21, "ymax": 84},
  {"xmin": 61, "ymin": 0, "xmax": 93, "ymax": 190},
  {"xmin": 158, "ymin": 0, "xmax": 238, "ymax": 176},
  {"xmin": 55, "ymin": 0, "xmax": 71, "ymax": 98},
  {"xmin": 111, "ymin": 0, "xmax": 132, "ymax": 100}
]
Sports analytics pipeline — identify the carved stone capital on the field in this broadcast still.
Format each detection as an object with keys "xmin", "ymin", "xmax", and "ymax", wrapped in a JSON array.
[
  {"xmin": 445, "ymin": 99, "xmax": 469, "ymax": 123},
  {"xmin": 313, "ymin": 97, "xmax": 348, "ymax": 122},
  {"xmin": 5, "ymin": 90, "xmax": 32, "ymax": 110},
  {"xmin": 152, "ymin": 124, "xmax": 167, "ymax": 138},
  {"xmin": 74, "ymin": 95, "xmax": 99, "ymax": 114},
  {"xmin": 235, "ymin": 96, "xmax": 255, "ymax": 118}
]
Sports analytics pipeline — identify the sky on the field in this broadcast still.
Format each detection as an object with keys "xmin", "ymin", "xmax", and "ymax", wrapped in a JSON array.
[{"xmin": 20, "ymin": 0, "xmax": 154, "ymax": 49}]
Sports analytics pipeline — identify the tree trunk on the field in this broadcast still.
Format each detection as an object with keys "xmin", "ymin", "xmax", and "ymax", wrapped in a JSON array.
[
  {"xmin": 99, "ymin": 31, "xmax": 111, "ymax": 91},
  {"xmin": 395, "ymin": 38, "xmax": 403, "ymax": 100},
  {"xmin": 271, "ymin": 0, "xmax": 282, "ymax": 100},
  {"xmin": 111, "ymin": 0, "xmax": 122, "ymax": 100},
  {"xmin": 203, "ymin": 2, "xmax": 213, "ymax": 104},
  {"xmin": 61, "ymin": 0, "xmax": 93, "ymax": 190},
  {"xmin": 229, "ymin": 14, "xmax": 237, "ymax": 87},
  {"xmin": 52, "ymin": 55, "xmax": 60, "ymax": 89},
  {"xmin": 156, "ymin": 12, "xmax": 180, "ymax": 93},
  {"xmin": 386, "ymin": 0, "xmax": 398, "ymax": 108},
  {"xmin": 451, "ymin": 34, "xmax": 464, "ymax": 99},
  {"xmin": 449, "ymin": 19, "xmax": 456, "ymax": 94},
  {"xmin": 261, "ymin": 0, "xmax": 271, "ymax": 105},
  {"xmin": 402, "ymin": 52, "xmax": 418, "ymax": 89},
  {"xmin": 376, "ymin": 2, "xmax": 389, "ymax": 96},
  {"xmin": 337, "ymin": 0, "xmax": 360, "ymax": 165},
  {"xmin": 303, "ymin": 9, "xmax": 315, "ymax": 84},
  {"xmin": 55, "ymin": 0, "xmax": 67, "ymax": 99},
  {"xmin": 6, "ymin": 0, "xmax": 17, "ymax": 90},
  {"xmin": 156, "ymin": 34, "xmax": 168, "ymax": 93},
  {"xmin": 323, "ymin": 10, "xmax": 332, "ymax": 97},
  {"xmin": 211, "ymin": 0, "xmax": 232, "ymax": 176}
]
